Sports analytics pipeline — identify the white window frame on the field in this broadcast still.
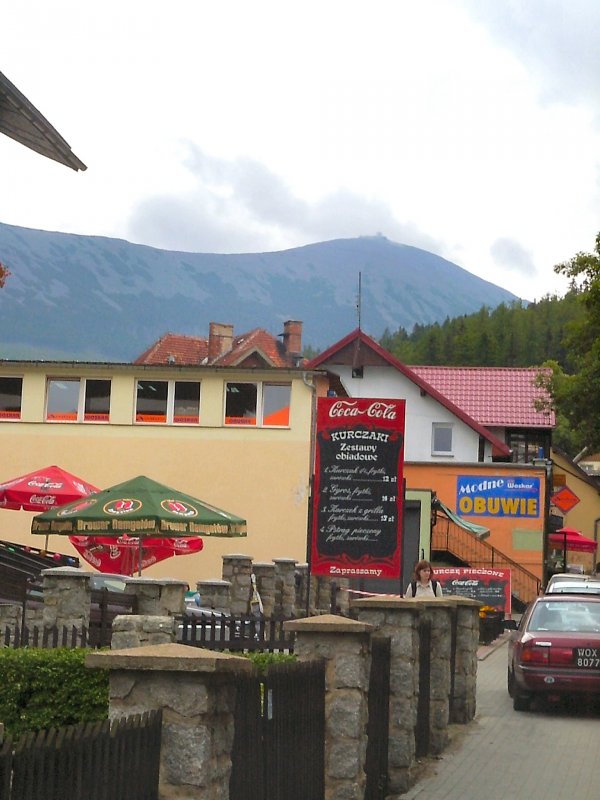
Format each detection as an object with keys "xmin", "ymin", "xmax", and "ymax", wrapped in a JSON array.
[
  {"xmin": 432, "ymin": 422, "xmax": 453, "ymax": 456},
  {"xmin": 46, "ymin": 378, "xmax": 111, "ymax": 423},
  {"xmin": 134, "ymin": 379, "xmax": 201, "ymax": 425},
  {"xmin": 224, "ymin": 381, "xmax": 291, "ymax": 428}
]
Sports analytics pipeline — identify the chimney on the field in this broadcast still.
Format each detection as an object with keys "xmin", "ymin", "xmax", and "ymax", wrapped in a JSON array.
[
  {"xmin": 282, "ymin": 320, "xmax": 302, "ymax": 359},
  {"xmin": 208, "ymin": 323, "xmax": 234, "ymax": 360}
]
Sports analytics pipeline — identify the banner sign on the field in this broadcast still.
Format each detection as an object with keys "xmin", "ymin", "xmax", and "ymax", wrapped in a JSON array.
[
  {"xmin": 435, "ymin": 567, "xmax": 512, "ymax": 614},
  {"xmin": 456, "ymin": 475, "xmax": 541, "ymax": 518},
  {"xmin": 310, "ymin": 397, "xmax": 406, "ymax": 580}
]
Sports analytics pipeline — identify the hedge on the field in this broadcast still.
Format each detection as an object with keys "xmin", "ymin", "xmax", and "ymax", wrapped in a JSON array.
[{"xmin": 0, "ymin": 648, "xmax": 109, "ymax": 737}]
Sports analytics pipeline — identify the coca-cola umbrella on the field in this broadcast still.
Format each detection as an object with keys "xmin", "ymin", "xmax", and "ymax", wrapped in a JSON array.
[
  {"xmin": 69, "ymin": 533, "xmax": 204, "ymax": 576},
  {"xmin": 31, "ymin": 474, "xmax": 247, "ymax": 575},
  {"xmin": 0, "ymin": 465, "xmax": 99, "ymax": 512}
]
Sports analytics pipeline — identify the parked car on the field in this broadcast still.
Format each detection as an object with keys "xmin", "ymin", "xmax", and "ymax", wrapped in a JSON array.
[
  {"xmin": 508, "ymin": 594, "xmax": 600, "ymax": 711},
  {"xmin": 545, "ymin": 573, "xmax": 600, "ymax": 595}
]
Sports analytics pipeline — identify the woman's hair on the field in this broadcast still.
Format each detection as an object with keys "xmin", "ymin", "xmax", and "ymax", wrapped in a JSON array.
[{"xmin": 413, "ymin": 559, "xmax": 434, "ymax": 581}]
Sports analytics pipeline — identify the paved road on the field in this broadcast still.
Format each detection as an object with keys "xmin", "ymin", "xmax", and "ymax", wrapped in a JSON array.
[{"xmin": 402, "ymin": 637, "xmax": 600, "ymax": 800}]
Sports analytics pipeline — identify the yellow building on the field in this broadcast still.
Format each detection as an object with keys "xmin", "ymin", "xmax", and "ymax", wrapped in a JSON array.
[{"xmin": 0, "ymin": 359, "xmax": 324, "ymax": 585}]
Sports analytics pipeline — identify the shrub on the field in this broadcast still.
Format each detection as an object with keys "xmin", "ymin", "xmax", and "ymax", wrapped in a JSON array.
[
  {"xmin": 244, "ymin": 651, "xmax": 296, "ymax": 672},
  {"xmin": 0, "ymin": 648, "xmax": 109, "ymax": 737}
]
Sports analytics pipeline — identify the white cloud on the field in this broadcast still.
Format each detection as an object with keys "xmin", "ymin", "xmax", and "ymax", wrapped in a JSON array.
[{"xmin": 2, "ymin": 0, "xmax": 600, "ymax": 306}]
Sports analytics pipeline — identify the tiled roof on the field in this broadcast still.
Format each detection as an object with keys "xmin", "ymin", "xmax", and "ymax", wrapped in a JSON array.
[
  {"xmin": 409, "ymin": 366, "xmax": 555, "ymax": 428},
  {"xmin": 134, "ymin": 329, "xmax": 302, "ymax": 368},
  {"xmin": 212, "ymin": 328, "xmax": 299, "ymax": 368},
  {"xmin": 133, "ymin": 334, "xmax": 209, "ymax": 366}
]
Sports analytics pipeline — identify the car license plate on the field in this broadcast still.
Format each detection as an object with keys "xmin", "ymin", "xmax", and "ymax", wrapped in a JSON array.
[{"xmin": 575, "ymin": 647, "xmax": 600, "ymax": 668}]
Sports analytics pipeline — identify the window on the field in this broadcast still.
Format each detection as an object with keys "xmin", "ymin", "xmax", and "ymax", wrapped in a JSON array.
[
  {"xmin": 0, "ymin": 377, "xmax": 23, "ymax": 420},
  {"xmin": 507, "ymin": 430, "xmax": 551, "ymax": 464},
  {"xmin": 135, "ymin": 380, "xmax": 200, "ymax": 424},
  {"xmin": 432, "ymin": 423, "xmax": 453, "ymax": 455},
  {"xmin": 225, "ymin": 382, "xmax": 291, "ymax": 427},
  {"xmin": 46, "ymin": 379, "xmax": 111, "ymax": 422}
]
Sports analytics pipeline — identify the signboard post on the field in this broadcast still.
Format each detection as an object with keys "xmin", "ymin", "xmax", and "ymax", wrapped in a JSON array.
[{"xmin": 310, "ymin": 397, "xmax": 406, "ymax": 581}]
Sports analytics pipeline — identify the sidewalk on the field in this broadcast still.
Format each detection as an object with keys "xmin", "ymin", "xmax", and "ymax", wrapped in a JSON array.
[{"xmin": 401, "ymin": 637, "xmax": 600, "ymax": 800}]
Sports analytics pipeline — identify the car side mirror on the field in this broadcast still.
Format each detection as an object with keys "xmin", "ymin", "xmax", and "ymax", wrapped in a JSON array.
[{"xmin": 503, "ymin": 619, "xmax": 518, "ymax": 630}]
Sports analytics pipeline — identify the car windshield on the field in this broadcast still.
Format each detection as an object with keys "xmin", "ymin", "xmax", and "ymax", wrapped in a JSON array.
[
  {"xmin": 90, "ymin": 575, "xmax": 127, "ymax": 592},
  {"xmin": 547, "ymin": 583, "xmax": 600, "ymax": 594},
  {"xmin": 529, "ymin": 600, "xmax": 600, "ymax": 632}
]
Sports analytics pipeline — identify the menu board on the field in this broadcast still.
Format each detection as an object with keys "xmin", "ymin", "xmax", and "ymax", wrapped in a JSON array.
[
  {"xmin": 310, "ymin": 397, "xmax": 406, "ymax": 580},
  {"xmin": 434, "ymin": 567, "xmax": 512, "ymax": 614}
]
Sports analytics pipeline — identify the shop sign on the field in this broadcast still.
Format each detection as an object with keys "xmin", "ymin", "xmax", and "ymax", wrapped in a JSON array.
[{"xmin": 456, "ymin": 475, "xmax": 540, "ymax": 518}]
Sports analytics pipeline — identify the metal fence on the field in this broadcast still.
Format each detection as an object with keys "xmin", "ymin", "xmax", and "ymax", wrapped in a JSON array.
[{"xmin": 0, "ymin": 711, "xmax": 162, "ymax": 800}]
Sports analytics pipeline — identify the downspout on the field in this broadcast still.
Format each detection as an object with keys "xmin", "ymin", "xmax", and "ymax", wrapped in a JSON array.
[{"xmin": 303, "ymin": 371, "xmax": 318, "ymax": 615}]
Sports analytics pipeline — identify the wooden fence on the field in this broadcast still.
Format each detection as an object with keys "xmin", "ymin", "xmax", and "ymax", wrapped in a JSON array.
[
  {"xmin": 178, "ymin": 614, "xmax": 296, "ymax": 653},
  {"xmin": 0, "ymin": 711, "xmax": 162, "ymax": 800},
  {"xmin": 230, "ymin": 659, "xmax": 325, "ymax": 800}
]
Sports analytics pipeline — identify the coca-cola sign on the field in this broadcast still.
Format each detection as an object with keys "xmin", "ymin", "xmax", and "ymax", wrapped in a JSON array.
[{"xmin": 310, "ymin": 397, "xmax": 406, "ymax": 580}]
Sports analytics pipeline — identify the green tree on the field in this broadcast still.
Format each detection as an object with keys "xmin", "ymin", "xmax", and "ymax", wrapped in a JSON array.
[{"xmin": 551, "ymin": 232, "xmax": 600, "ymax": 450}]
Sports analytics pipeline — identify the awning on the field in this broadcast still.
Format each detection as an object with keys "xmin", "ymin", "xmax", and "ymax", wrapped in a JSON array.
[
  {"xmin": 435, "ymin": 499, "xmax": 490, "ymax": 540},
  {"xmin": 548, "ymin": 528, "xmax": 597, "ymax": 554}
]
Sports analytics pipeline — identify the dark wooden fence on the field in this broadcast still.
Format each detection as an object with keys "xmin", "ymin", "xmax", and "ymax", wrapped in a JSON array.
[
  {"xmin": 1, "ymin": 589, "xmax": 137, "ymax": 649},
  {"xmin": 230, "ymin": 659, "xmax": 325, "ymax": 800},
  {"xmin": 0, "ymin": 711, "xmax": 162, "ymax": 800},
  {"xmin": 178, "ymin": 614, "xmax": 295, "ymax": 653}
]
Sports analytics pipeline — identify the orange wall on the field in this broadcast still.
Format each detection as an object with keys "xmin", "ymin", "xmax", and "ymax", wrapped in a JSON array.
[{"xmin": 405, "ymin": 462, "xmax": 547, "ymax": 580}]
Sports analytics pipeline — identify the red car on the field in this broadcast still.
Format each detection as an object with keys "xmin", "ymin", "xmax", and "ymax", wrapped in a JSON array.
[{"xmin": 508, "ymin": 594, "xmax": 600, "ymax": 711}]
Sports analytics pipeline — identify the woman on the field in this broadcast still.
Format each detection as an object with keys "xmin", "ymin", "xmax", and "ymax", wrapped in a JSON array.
[{"xmin": 405, "ymin": 559, "xmax": 444, "ymax": 598}]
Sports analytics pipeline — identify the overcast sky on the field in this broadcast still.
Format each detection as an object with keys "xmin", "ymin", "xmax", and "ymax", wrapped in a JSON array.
[{"xmin": 3, "ymin": 1, "xmax": 600, "ymax": 302}]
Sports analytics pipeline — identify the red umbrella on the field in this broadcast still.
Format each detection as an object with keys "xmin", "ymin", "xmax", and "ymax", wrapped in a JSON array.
[
  {"xmin": 548, "ymin": 528, "xmax": 598, "ymax": 554},
  {"xmin": 0, "ymin": 465, "xmax": 99, "ymax": 512},
  {"xmin": 69, "ymin": 534, "xmax": 204, "ymax": 576}
]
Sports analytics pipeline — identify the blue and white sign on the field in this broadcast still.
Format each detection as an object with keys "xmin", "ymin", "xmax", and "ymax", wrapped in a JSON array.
[{"xmin": 456, "ymin": 475, "xmax": 540, "ymax": 518}]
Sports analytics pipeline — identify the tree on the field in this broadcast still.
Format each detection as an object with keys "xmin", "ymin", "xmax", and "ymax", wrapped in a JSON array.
[{"xmin": 551, "ymin": 232, "xmax": 600, "ymax": 451}]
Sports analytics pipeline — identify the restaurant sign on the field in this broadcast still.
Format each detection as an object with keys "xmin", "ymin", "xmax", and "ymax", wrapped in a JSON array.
[
  {"xmin": 456, "ymin": 475, "xmax": 541, "ymax": 518},
  {"xmin": 310, "ymin": 397, "xmax": 406, "ymax": 580}
]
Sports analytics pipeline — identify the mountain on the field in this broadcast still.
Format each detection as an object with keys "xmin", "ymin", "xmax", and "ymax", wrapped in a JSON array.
[{"xmin": 0, "ymin": 222, "xmax": 520, "ymax": 361}]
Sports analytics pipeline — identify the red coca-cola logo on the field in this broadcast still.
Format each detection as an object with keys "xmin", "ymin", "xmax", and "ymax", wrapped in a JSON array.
[{"xmin": 328, "ymin": 400, "xmax": 397, "ymax": 420}]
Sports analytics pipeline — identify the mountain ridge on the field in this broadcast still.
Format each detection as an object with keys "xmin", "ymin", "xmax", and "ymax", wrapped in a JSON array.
[{"xmin": 0, "ymin": 222, "xmax": 520, "ymax": 361}]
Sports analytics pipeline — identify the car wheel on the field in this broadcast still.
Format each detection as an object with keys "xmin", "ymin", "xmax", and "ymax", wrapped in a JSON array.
[
  {"xmin": 507, "ymin": 668, "xmax": 515, "ymax": 698},
  {"xmin": 513, "ymin": 692, "xmax": 531, "ymax": 712}
]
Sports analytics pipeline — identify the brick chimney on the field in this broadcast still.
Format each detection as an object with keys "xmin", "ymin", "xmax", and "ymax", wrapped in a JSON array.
[
  {"xmin": 282, "ymin": 320, "xmax": 302, "ymax": 359},
  {"xmin": 208, "ymin": 323, "xmax": 234, "ymax": 360}
]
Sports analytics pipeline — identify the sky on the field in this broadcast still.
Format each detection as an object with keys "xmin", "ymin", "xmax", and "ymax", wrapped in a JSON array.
[{"xmin": 2, "ymin": 1, "xmax": 600, "ymax": 303}]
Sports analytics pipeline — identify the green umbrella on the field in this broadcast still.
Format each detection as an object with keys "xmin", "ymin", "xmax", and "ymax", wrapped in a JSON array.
[{"xmin": 31, "ymin": 475, "xmax": 247, "ymax": 575}]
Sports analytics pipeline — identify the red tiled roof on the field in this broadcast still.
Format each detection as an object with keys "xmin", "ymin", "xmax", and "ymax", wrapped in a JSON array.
[
  {"xmin": 133, "ymin": 334, "xmax": 209, "ymax": 366},
  {"xmin": 409, "ymin": 366, "xmax": 555, "ymax": 428},
  {"xmin": 134, "ymin": 328, "xmax": 303, "ymax": 368}
]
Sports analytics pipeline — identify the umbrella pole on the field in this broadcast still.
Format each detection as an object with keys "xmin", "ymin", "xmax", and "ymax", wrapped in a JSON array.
[{"xmin": 138, "ymin": 537, "xmax": 143, "ymax": 577}]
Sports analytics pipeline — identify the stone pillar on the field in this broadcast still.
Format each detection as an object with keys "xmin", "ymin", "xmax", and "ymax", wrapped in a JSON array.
[
  {"xmin": 285, "ymin": 614, "xmax": 374, "ymax": 800},
  {"xmin": 294, "ymin": 563, "xmax": 309, "ymax": 613},
  {"xmin": 449, "ymin": 598, "xmax": 480, "ymax": 723},
  {"xmin": 415, "ymin": 598, "xmax": 455, "ymax": 755},
  {"xmin": 41, "ymin": 566, "xmax": 91, "ymax": 630},
  {"xmin": 273, "ymin": 558, "xmax": 297, "ymax": 616},
  {"xmin": 351, "ymin": 597, "xmax": 421, "ymax": 795},
  {"xmin": 251, "ymin": 563, "xmax": 276, "ymax": 617},
  {"xmin": 221, "ymin": 554, "xmax": 253, "ymax": 614},
  {"xmin": 195, "ymin": 580, "xmax": 232, "ymax": 613},
  {"xmin": 0, "ymin": 603, "xmax": 21, "ymax": 628},
  {"xmin": 86, "ymin": 642, "xmax": 254, "ymax": 799},
  {"xmin": 124, "ymin": 578, "xmax": 187, "ymax": 616},
  {"xmin": 111, "ymin": 615, "xmax": 176, "ymax": 650}
]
